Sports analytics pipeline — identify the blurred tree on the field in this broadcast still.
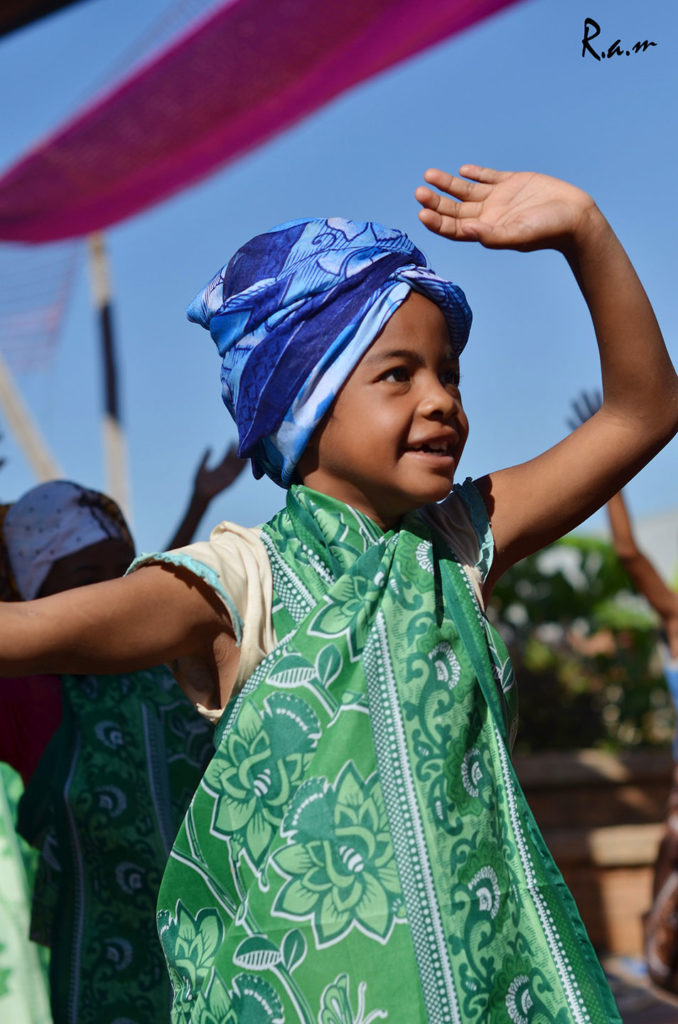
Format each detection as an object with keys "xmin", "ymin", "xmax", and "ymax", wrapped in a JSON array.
[{"xmin": 491, "ymin": 535, "xmax": 674, "ymax": 753}]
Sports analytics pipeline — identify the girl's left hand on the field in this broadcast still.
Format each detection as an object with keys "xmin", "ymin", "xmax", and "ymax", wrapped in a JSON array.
[{"xmin": 415, "ymin": 165, "xmax": 599, "ymax": 254}]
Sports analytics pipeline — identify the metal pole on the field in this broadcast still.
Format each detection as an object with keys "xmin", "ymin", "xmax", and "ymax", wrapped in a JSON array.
[{"xmin": 87, "ymin": 232, "xmax": 132, "ymax": 521}]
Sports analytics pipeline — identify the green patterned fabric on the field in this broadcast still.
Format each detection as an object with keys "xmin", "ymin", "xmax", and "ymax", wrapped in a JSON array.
[
  {"xmin": 157, "ymin": 484, "xmax": 620, "ymax": 1023},
  {"xmin": 0, "ymin": 763, "xmax": 51, "ymax": 1024},
  {"xmin": 18, "ymin": 667, "xmax": 214, "ymax": 1024}
]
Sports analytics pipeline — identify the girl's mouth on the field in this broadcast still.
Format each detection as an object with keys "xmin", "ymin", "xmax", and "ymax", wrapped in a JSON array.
[
  {"xmin": 410, "ymin": 443, "xmax": 453, "ymax": 455},
  {"xmin": 406, "ymin": 435, "xmax": 458, "ymax": 459}
]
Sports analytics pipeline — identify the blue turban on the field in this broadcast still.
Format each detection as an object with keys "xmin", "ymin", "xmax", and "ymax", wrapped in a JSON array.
[{"xmin": 187, "ymin": 217, "xmax": 472, "ymax": 488}]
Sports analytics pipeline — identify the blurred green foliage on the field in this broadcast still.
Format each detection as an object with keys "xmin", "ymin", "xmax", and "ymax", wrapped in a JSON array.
[{"xmin": 490, "ymin": 535, "xmax": 674, "ymax": 753}]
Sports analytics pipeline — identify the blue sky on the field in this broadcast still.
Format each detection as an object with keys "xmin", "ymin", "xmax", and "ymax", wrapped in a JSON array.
[{"xmin": 0, "ymin": 0, "xmax": 676, "ymax": 554}]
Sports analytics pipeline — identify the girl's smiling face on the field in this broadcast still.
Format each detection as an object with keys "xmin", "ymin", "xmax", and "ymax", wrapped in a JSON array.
[{"xmin": 297, "ymin": 291, "xmax": 469, "ymax": 529}]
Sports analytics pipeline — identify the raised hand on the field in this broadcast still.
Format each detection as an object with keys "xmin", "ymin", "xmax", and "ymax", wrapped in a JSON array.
[
  {"xmin": 566, "ymin": 389, "xmax": 602, "ymax": 432},
  {"xmin": 414, "ymin": 165, "xmax": 598, "ymax": 254},
  {"xmin": 192, "ymin": 443, "xmax": 246, "ymax": 503},
  {"xmin": 165, "ymin": 442, "xmax": 247, "ymax": 549},
  {"xmin": 423, "ymin": 165, "xmax": 678, "ymax": 597}
]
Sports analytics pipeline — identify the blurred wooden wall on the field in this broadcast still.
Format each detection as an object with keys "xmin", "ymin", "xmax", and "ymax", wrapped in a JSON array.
[{"xmin": 516, "ymin": 749, "xmax": 672, "ymax": 956}]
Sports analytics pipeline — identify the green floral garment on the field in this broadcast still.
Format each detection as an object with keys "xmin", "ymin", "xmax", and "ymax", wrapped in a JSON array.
[
  {"xmin": 18, "ymin": 667, "xmax": 214, "ymax": 1024},
  {"xmin": 157, "ymin": 484, "xmax": 620, "ymax": 1023},
  {"xmin": 0, "ymin": 764, "xmax": 50, "ymax": 1023}
]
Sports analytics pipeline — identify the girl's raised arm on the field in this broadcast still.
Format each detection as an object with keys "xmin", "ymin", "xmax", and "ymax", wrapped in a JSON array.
[
  {"xmin": 416, "ymin": 165, "xmax": 678, "ymax": 596},
  {"xmin": 0, "ymin": 565, "xmax": 237, "ymax": 705}
]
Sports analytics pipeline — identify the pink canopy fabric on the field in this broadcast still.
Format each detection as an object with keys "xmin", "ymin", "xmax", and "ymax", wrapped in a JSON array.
[{"xmin": 0, "ymin": 0, "xmax": 521, "ymax": 243}]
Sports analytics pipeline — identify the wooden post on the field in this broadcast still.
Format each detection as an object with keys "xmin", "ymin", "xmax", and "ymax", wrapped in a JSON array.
[
  {"xmin": 0, "ymin": 345, "xmax": 62, "ymax": 480},
  {"xmin": 87, "ymin": 233, "xmax": 132, "ymax": 522}
]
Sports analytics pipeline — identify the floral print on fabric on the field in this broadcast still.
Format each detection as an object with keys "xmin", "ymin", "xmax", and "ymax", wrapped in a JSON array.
[
  {"xmin": 157, "ymin": 485, "xmax": 621, "ymax": 1023},
  {"xmin": 211, "ymin": 694, "xmax": 320, "ymax": 870},
  {"xmin": 17, "ymin": 667, "xmax": 214, "ymax": 1024},
  {"xmin": 272, "ymin": 762, "xmax": 403, "ymax": 946}
]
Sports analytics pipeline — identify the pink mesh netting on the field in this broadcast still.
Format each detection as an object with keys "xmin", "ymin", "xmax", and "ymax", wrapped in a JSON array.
[
  {"xmin": 0, "ymin": 0, "xmax": 520, "ymax": 242},
  {"xmin": 0, "ymin": 241, "xmax": 82, "ymax": 370}
]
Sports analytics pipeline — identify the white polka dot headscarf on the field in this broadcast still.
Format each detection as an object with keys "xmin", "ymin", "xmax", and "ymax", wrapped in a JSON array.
[{"xmin": 3, "ymin": 480, "xmax": 133, "ymax": 600}]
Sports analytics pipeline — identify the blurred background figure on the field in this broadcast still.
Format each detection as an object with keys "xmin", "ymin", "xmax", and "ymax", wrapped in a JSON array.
[
  {"xmin": 605, "ymin": 485, "xmax": 678, "ymax": 993},
  {"xmin": 570, "ymin": 389, "xmax": 678, "ymax": 994},
  {"xmin": 0, "ymin": 442, "xmax": 244, "ymax": 1024},
  {"xmin": 166, "ymin": 442, "xmax": 244, "ymax": 549},
  {"xmin": 0, "ymin": 761, "xmax": 50, "ymax": 1024}
]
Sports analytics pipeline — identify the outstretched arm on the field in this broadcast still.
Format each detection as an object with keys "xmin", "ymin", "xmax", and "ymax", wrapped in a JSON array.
[
  {"xmin": 0, "ymin": 567, "xmax": 239, "ymax": 708},
  {"xmin": 166, "ymin": 443, "xmax": 246, "ymax": 549},
  {"xmin": 416, "ymin": 166, "xmax": 678, "ymax": 596}
]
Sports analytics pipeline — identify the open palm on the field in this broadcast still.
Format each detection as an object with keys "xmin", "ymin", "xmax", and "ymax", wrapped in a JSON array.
[
  {"xmin": 415, "ymin": 165, "xmax": 594, "ymax": 253},
  {"xmin": 194, "ymin": 442, "xmax": 246, "ymax": 502}
]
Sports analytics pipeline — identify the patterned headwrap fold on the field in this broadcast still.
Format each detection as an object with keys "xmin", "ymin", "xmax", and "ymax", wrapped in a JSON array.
[
  {"xmin": 187, "ymin": 217, "xmax": 472, "ymax": 487},
  {"xmin": 3, "ymin": 480, "xmax": 133, "ymax": 600}
]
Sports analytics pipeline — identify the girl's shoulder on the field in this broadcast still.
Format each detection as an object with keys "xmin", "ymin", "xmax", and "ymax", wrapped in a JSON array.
[
  {"xmin": 419, "ymin": 478, "xmax": 493, "ymax": 606},
  {"xmin": 129, "ymin": 520, "xmax": 275, "ymax": 693}
]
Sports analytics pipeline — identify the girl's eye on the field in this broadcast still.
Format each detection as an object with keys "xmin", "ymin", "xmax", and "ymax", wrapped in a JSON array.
[
  {"xmin": 441, "ymin": 368, "xmax": 461, "ymax": 388},
  {"xmin": 382, "ymin": 366, "xmax": 410, "ymax": 383}
]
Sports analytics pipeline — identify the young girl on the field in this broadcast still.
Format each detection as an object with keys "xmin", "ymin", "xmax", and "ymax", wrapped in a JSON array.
[{"xmin": 2, "ymin": 165, "xmax": 677, "ymax": 1022}]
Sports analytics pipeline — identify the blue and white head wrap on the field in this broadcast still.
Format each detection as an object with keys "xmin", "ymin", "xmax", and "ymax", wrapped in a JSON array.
[{"xmin": 187, "ymin": 217, "xmax": 472, "ymax": 487}]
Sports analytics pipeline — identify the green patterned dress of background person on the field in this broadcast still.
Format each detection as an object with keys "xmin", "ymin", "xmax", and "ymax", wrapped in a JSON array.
[
  {"xmin": 156, "ymin": 484, "xmax": 620, "ymax": 1023},
  {"xmin": 18, "ymin": 665, "xmax": 214, "ymax": 1024}
]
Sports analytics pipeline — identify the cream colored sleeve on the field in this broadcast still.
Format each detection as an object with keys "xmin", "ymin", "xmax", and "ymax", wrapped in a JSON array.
[{"xmin": 128, "ymin": 521, "xmax": 275, "ymax": 699}]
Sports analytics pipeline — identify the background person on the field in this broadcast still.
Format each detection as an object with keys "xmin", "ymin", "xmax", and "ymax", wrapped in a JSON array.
[
  {"xmin": 569, "ymin": 388, "xmax": 678, "ymax": 993},
  {"xmin": 0, "ymin": 468, "xmax": 244, "ymax": 1024}
]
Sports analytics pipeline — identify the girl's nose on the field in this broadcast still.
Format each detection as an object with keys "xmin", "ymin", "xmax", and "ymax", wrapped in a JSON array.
[{"xmin": 419, "ymin": 380, "xmax": 459, "ymax": 419}]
